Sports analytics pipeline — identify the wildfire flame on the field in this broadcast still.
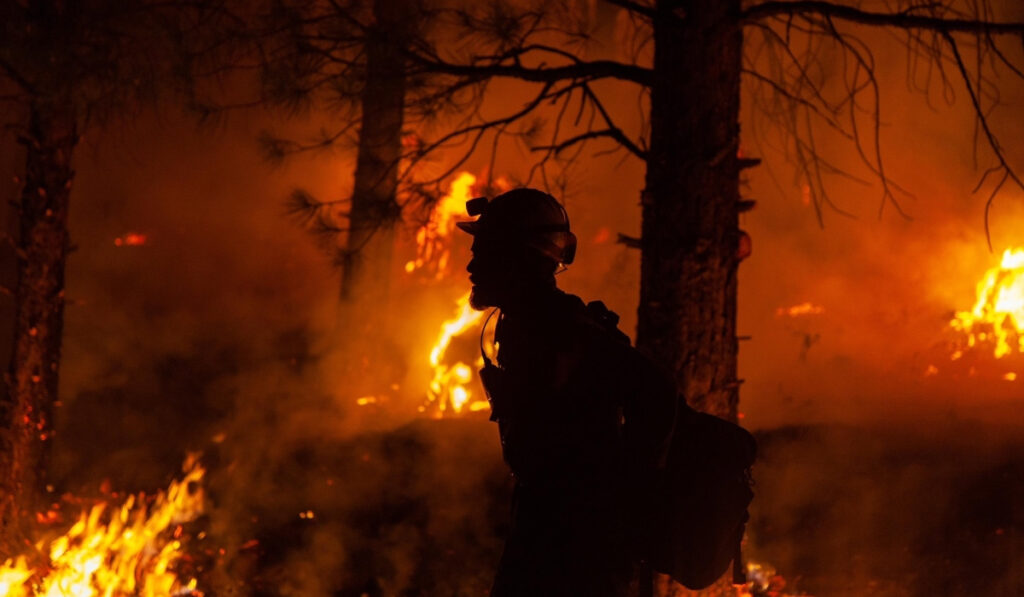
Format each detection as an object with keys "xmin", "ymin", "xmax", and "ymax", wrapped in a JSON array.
[
  {"xmin": 0, "ymin": 455, "xmax": 205, "ymax": 597},
  {"xmin": 775, "ymin": 302, "xmax": 824, "ymax": 318},
  {"xmin": 405, "ymin": 172, "xmax": 478, "ymax": 279},
  {"xmin": 426, "ymin": 292, "xmax": 488, "ymax": 415},
  {"xmin": 949, "ymin": 247, "xmax": 1024, "ymax": 359}
]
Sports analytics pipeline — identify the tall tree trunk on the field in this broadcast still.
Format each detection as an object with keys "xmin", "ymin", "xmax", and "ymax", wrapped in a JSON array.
[
  {"xmin": 0, "ymin": 102, "xmax": 76, "ymax": 553},
  {"xmin": 637, "ymin": 0, "xmax": 743, "ymax": 422},
  {"xmin": 638, "ymin": 2, "xmax": 743, "ymax": 593},
  {"xmin": 340, "ymin": 0, "xmax": 407, "ymax": 318}
]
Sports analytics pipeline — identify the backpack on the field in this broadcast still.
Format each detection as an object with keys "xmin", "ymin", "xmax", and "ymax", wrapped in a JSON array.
[
  {"xmin": 483, "ymin": 297, "xmax": 756, "ymax": 589},
  {"xmin": 648, "ymin": 401, "xmax": 757, "ymax": 590}
]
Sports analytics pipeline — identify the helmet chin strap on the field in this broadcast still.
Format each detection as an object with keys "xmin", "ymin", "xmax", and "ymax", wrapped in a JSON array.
[{"xmin": 479, "ymin": 307, "xmax": 501, "ymax": 368}]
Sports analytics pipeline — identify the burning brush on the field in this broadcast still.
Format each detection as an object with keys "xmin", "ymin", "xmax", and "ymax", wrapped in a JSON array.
[
  {"xmin": 423, "ymin": 292, "xmax": 490, "ymax": 416},
  {"xmin": 926, "ymin": 247, "xmax": 1024, "ymax": 381},
  {"xmin": 403, "ymin": 171, "xmax": 509, "ymax": 417},
  {"xmin": 0, "ymin": 455, "xmax": 206, "ymax": 597},
  {"xmin": 949, "ymin": 247, "xmax": 1024, "ymax": 360}
]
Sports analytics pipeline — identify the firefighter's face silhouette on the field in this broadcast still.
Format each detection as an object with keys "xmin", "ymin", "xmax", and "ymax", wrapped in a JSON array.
[
  {"xmin": 467, "ymin": 236, "xmax": 554, "ymax": 311},
  {"xmin": 467, "ymin": 237, "xmax": 509, "ymax": 310}
]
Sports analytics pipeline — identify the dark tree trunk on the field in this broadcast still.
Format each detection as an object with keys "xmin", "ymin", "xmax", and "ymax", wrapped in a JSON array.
[
  {"xmin": 340, "ymin": 0, "xmax": 408, "ymax": 316},
  {"xmin": 636, "ymin": 0, "xmax": 743, "ymax": 423},
  {"xmin": 0, "ymin": 102, "xmax": 76, "ymax": 552}
]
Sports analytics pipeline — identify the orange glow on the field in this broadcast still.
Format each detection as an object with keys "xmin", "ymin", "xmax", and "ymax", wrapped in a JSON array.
[
  {"xmin": 950, "ymin": 248, "xmax": 1024, "ymax": 358},
  {"xmin": 1005, "ymin": 372, "xmax": 1018, "ymax": 381},
  {"xmin": 775, "ymin": 302, "xmax": 825, "ymax": 317},
  {"xmin": 0, "ymin": 456, "xmax": 205, "ymax": 597},
  {"xmin": 737, "ymin": 560, "xmax": 804, "ymax": 596},
  {"xmin": 426, "ymin": 292, "xmax": 487, "ymax": 415},
  {"xmin": 113, "ymin": 233, "xmax": 147, "ymax": 247},
  {"xmin": 406, "ymin": 172, "xmax": 477, "ymax": 279}
]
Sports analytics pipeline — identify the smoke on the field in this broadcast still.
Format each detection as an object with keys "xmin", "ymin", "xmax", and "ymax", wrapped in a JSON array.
[
  {"xmin": 0, "ymin": 3, "xmax": 1019, "ymax": 594},
  {"xmin": 736, "ymin": 21, "xmax": 1024, "ymax": 430},
  {"xmin": 7, "ymin": 103, "xmax": 515, "ymax": 595},
  {"xmin": 749, "ymin": 421, "xmax": 1024, "ymax": 595}
]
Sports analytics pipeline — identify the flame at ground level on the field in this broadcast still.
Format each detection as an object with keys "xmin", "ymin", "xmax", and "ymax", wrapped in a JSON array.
[
  {"xmin": 113, "ymin": 232, "xmax": 148, "ymax": 247},
  {"xmin": 775, "ymin": 302, "xmax": 824, "ymax": 318},
  {"xmin": 0, "ymin": 455, "xmax": 205, "ymax": 597},
  {"xmin": 950, "ymin": 247, "xmax": 1024, "ymax": 359}
]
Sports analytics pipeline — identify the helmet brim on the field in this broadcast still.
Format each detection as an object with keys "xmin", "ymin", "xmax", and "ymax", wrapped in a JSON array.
[{"xmin": 455, "ymin": 220, "xmax": 480, "ymax": 235}]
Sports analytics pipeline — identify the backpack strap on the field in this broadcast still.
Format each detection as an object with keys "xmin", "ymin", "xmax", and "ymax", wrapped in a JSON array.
[{"xmin": 582, "ymin": 300, "xmax": 631, "ymax": 345}]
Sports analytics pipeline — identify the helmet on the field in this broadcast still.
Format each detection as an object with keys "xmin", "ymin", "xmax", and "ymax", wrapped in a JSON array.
[{"xmin": 456, "ymin": 188, "xmax": 577, "ymax": 265}]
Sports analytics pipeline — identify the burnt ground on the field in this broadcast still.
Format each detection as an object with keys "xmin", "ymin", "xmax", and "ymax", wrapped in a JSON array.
[
  {"xmin": 52, "ymin": 393, "xmax": 1024, "ymax": 597},
  {"xmin": 187, "ymin": 418, "xmax": 1023, "ymax": 597},
  {"xmin": 749, "ymin": 422, "xmax": 1024, "ymax": 597}
]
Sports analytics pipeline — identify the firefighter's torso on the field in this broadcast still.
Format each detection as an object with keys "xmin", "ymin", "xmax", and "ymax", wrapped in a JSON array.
[{"xmin": 483, "ymin": 290, "xmax": 627, "ymax": 486}]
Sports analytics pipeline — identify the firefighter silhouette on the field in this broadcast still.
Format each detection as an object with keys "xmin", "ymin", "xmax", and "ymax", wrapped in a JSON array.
[{"xmin": 458, "ymin": 188, "xmax": 676, "ymax": 597}]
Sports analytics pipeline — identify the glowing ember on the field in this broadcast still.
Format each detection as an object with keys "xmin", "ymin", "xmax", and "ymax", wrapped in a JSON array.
[
  {"xmin": 738, "ymin": 560, "xmax": 809, "ymax": 596},
  {"xmin": 0, "ymin": 455, "xmax": 205, "ymax": 597},
  {"xmin": 950, "ymin": 248, "xmax": 1024, "ymax": 358},
  {"xmin": 406, "ymin": 172, "xmax": 477, "ymax": 279},
  {"xmin": 775, "ymin": 302, "xmax": 825, "ymax": 318},
  {"xmin": 426, "ymin": 292, "xmax": 487, "ymax": 415},
  {"xmin": 113, "ymin": 233, "xmax": 147, "ymax": 247}
]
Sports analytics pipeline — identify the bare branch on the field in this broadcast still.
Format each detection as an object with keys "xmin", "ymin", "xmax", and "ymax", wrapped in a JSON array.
[
  {"xmin": 944, "ymin": 31, "xmax": 1024, "ymax": 250},
  {"xmin": 402, "ymin": 80, "xmax": 560, "ymax": 181},
  {"xmin": 0, "ymin": 57, "xmax": 35, "ymax": 94},
  {"xmin": 531, "ymin": 128, "xmax": 647, "ymax": 160},
  {"xmin": 406, "ymin": 48, "xmax": 652, "ymax": 86},
  {"xmin": 616, "ymin": 233, "xmax": 641, "ymax": 249},
  {"xmin": 599, "ymin": 0, "xmax": 658, "ymax": 20},
  {"xmin": 744, "ymin": 1, "xmax": 1024, "ymax": 35},
  {"xmin": 741, "ymin": 67, "xmax": 849, "ymax": 136},
  {"xmin": 580, "ymin": 84, "xmax": 647, "ymax": 159}
]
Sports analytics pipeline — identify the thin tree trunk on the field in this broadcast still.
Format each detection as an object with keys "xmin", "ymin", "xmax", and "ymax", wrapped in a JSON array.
[
  {"xmin": 637, "ymin": 0, "xmax": 743, "ymax": 422},
  {"xmin": 0, "ymin": 101, "xmax": 76, "ymax": 553},
  {"xmin": 340, "ymin": 0, "xmax": 407, "ymax": 317}
]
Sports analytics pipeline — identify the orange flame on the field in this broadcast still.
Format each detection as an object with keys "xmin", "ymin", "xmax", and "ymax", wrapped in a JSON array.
[
  {"xmin": 406, "ymin": 172, "xmax": 477, "ymax": 279},
  {"xmin": 737, "ymin": 560, "xmax": 808, "ymax": 596},
  {"xmin": 425, "ymin": 292, "xmax": 487, "ymax": 415},
  {"xmin": 950, "ymin": 248, "xmax": 1024, "ymax": 359},
  {"xmin": 0, "ymin": 455, "xmax": 205, "ymax": 597}
]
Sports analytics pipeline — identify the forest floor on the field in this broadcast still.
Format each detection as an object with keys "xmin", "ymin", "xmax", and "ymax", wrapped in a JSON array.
[{"xmin": 224, "ymin": 416, "xmax": 1023, "ymax": 596}]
